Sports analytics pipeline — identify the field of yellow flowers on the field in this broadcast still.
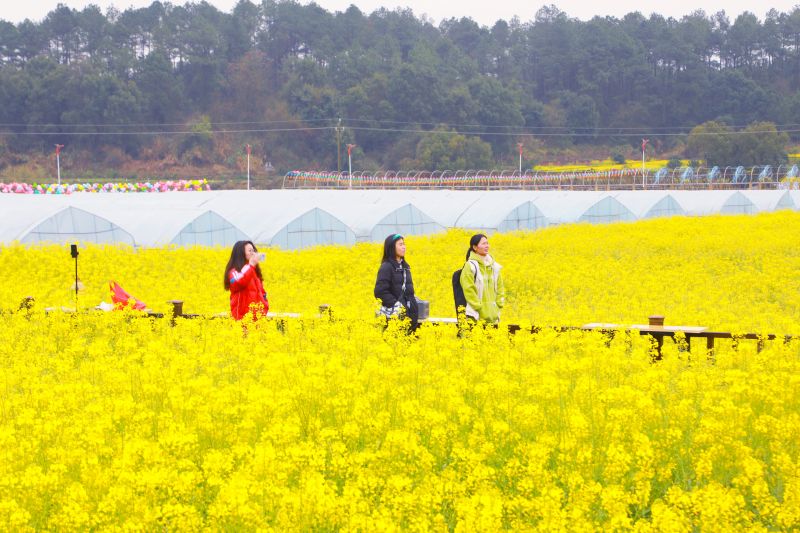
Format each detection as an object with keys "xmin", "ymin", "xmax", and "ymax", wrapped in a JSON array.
[
  {"xmin": 0, "ymin": 212, "xmax": 799, "ymax": 530},
  {"xmin": 533, "ymin": 159, "xmax": 675, "ymax": 173},
  {"xmin": 1, "ymin": 210, "xmax": 798, "ymax": 330}
]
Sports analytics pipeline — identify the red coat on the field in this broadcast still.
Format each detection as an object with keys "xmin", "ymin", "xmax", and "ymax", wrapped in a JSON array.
[{"xmin": 228, "ymin": 264, "xmax": 269, "ymax": 320}]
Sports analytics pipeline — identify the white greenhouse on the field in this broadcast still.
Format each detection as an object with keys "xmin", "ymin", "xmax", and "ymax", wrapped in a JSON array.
[
  {"xmin": 292, "ymin": 191, "xmax": 446, "ymax": 242},
  {"xmin": 739, "ymin": 190, "xmax": 795, "ymax": 212},
  {"xmin": 0, "ymin": 189, "xmax": 796, "ymax": 249},
  {"xmin": 613, "ymin": 191, "xmax": 686, "ymax": 219},
  {"xmin": 438, "ymin": 191, "xmax": 549, "ymax": 233},
  {"xmin": 533, "ymin": 191, "xmax": 636, "ymax": 226},
  {"xmin": 171, "ymin": 211, "xmax": 250, "ymax": 247},
  {"xmin": 24, "ymin": 206, "xmax": 136, "ymax": 245}
]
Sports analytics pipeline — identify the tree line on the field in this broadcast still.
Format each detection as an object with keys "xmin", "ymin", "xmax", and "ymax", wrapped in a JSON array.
[{"xmin": 1, "ymin": 1, "xmax": 799, "ymax": 174}]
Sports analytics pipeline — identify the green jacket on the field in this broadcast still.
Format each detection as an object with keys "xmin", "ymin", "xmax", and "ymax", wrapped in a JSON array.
[{"xmin": 460, "ymin": 251, "xmax": 505, "ymax": 323}]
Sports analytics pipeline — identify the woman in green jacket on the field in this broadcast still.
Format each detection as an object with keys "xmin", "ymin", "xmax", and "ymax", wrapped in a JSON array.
[{"xmin": 460, "ymin": 234, "xmax": 506, "ymax": 324}]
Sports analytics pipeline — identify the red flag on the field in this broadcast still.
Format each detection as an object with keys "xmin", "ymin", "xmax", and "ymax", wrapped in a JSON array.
[{"xmin": 109, "ymin": 281, "xmax": 147, "ymax": 310}]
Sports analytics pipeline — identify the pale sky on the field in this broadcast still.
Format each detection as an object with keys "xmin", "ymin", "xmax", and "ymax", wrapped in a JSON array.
[{"xmin": 4, "ymin": 0, "xmax": 800, "ymax": 25}]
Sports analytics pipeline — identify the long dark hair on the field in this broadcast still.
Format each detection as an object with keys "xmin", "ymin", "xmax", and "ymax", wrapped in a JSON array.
[
  {"xmin": 381, "ymin": 233, "xmax": 403, "ymax": 264},
  {"xmin": 224, "ymin": 240, "xmax": 263, "ymax": 290},
  {"xmin": 466, "ymin": 234, "xmax": 487, "ymax": 260}
]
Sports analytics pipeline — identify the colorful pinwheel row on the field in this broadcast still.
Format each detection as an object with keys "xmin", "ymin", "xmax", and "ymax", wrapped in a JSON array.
[{"xmin": 0, "ymin": 179, "xmax": 212, "ymax": 194}]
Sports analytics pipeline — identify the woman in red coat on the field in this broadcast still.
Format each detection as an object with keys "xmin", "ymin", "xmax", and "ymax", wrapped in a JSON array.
[{"xmin": 224, "ymin": 240, "xmax": 269, "ymax": 320}]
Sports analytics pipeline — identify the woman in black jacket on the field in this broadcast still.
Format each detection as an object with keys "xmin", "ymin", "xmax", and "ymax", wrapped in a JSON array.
[{"xmin": 374, "ymin": 234, "xmax": 419, "ymax": 330}]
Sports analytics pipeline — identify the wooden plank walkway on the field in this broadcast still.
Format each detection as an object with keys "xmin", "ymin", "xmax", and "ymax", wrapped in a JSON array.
[{"xmin": 16, "ymin": 297, "xmax": 793, "ymax": 358}]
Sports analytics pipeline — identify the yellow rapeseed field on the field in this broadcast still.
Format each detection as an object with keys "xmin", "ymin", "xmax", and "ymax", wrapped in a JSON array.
[
  {"xmin": 2, "ymin": 211, "xmax": 798, "ymax": 330},
  {"xmin": 534, "ymin": 159, "xmax": 676, "ymax": 173},
  {"xmin": 0, "ymin": 212, "xmax": 799, "ymax": 530}
]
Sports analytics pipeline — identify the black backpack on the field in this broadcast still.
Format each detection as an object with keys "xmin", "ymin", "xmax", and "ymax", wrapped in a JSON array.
[{"xmin": 452, "ymin": 261, "xmax": 478, "ymax": 315}]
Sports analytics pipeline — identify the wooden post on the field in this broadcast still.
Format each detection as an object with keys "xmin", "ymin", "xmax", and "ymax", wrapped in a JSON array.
[
  {"xmin": 18, "ymin": 296, "xmax": 35, "ymax": 312},
  {"xmin": 168, "ymin": 300, "xmax": 183, "ymax": 325},
  {"xmin": 650, "ymin": 334, "xmax": 664, "ymax": 361},
  {"xmin": 319, "ymin": 304, "xmax": 333, "ymax": 320}
]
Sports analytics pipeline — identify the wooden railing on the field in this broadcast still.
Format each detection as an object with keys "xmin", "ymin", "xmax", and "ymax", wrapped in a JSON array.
[{"xmin": 13, "ymin": 298, "xmax": 793, "ymax": 359}]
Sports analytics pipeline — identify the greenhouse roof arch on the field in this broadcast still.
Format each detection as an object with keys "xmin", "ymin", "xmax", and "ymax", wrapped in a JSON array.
[
  {"xmin": 266, "ymin": 207, "xmax": 356, "ymax": 250},
  {"xmin": 170, "ymin": 210, "xmax": 250, "ymax": 247},
  {"xmin": 578, "ymin": 196, "xmax": 637, "ymax": 224},
  {"xmin": 739, "ymin": 190, "xmax": 795, "ymax": 212},
  {"xmin": 497, "ymin": 201, "xmax": 549, "ymax": 232},
  {"xmin": 402, "ymin": 190, "xmax": 486, "ymax": 228},
  {"xmin": 720, "ymin": 192, "xmax": 757, "ymax": 215},
  {"xmin": 0, "ymin": 196, "xmax": 68, "ymax": 243},
  {"xmin": 52, "ymin": 192, "xmax": 233, "ymax": 247},
  {"xmin": 534, "ymin": 192, "xmax": 620, "ymax": 225},
  {"xmin": 643, "ymin": 195, "xmax": 685, "ymax": 218},
  {"xmin": 790, "ymin": 190, "xmax": 800, "ymax": 207},
  {"xmin": 448, "ymin": 191, "xmax": 544, "ymax": 232},
  {"xmin": 21, "ymin": 206, "xmax": 135, "ymax": 245},
  {"xmin": 368, "ymin": 203, "xmax": 445, "ymax": 242},
  {"xmin": 669, "ymin": 191, "xmax": 753, "ymax": 216},
  {"xmin": 613, "ymin": 191, "xmax": 686, "ymax": 219},
  {"xmin": 288, "ymin": 190, "xmax": 447, "ymax": 242}
]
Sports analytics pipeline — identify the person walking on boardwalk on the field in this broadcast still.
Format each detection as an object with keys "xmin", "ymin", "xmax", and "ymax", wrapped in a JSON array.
[
  {"xmin": 224, "ymin": 240, "xmax": 269, "ymax": 320},
  {"xmin": 374, "ymin": 234, "xmax": 419, "ymax": 331},
  {"xmin": 460, "ymin": 233, "xmax": 505, "ymax": 325}
]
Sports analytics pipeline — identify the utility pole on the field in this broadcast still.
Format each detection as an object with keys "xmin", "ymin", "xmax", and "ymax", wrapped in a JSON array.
[
  {"xmin": 347, "ymin": 144, "xmax": 356, "ymax": 188},
  {"xmin": 55, "ymin": 144, "xmax": 64, "ymax": 185},
  {"xmin": 336, "ymin": 118, "xmax": 343, "ymax": 173},
  {"xmin": 641, "ymin": 139, "xmax": 649, "ymax": 189},
  {"xmin": 246, "ymin": 144, "xmax": 251, "ymax": 190},
  {"xmin": 517, "ymin": 142, "xmax": 524, "ymax": 174}
]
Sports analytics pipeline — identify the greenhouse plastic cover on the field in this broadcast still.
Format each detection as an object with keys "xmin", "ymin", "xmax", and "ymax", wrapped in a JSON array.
[{"xmin": 0, "ymin": 189, "xmax": 795, "ymax": 249}]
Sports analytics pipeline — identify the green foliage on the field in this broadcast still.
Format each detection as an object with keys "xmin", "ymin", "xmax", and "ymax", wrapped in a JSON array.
[
  {"xmin": 687, "ymin": 120, "xmax": 788, "ymax": 166},
  {"xmin": 135, "ymin": 52, "xmax": 185, "ymax": 124},
  {"xmin": 413, "ymin": 129, "xmax": 493, "ymax": 170},
  {"xmin": 1, "ymin": 3, "xmax": 800, "ymax": 172},
  {"xmin": 736, "ymin": 122, "xmax": 789, "ymax": 167},
  {"xmin": 687, "ymin": 121, "xmax": 733, "ymax": 166},
  {"xmin": 178, "ymin": 115, "xmax": 214, "ymax": 163}
]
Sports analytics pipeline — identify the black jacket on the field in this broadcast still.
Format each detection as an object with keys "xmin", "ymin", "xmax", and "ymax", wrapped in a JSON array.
[{"xmin": 374, "ymin": 259, "xmax": 418, "ymax": 319}]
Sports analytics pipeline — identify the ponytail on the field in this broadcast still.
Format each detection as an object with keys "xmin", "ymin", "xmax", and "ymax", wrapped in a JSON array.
[{"xmin": 466, "ymin": 234, "xmax": 487, "ymax": 261}]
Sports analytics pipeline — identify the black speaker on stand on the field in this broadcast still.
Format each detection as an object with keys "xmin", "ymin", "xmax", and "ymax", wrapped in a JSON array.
[{"xmin": 70, "ymin": 244, "xmax": 79, "ymax": 310}]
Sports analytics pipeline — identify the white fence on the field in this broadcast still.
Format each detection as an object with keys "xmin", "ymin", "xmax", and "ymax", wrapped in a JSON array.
[{"xmin": 283, "ymin": 165, "xmax": 800, "ymax": 190}]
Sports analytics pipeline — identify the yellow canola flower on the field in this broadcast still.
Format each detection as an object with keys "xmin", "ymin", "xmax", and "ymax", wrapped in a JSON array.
[{"xmin": 0, "ymin": 213, "xmax": 797, "ymax": 530}]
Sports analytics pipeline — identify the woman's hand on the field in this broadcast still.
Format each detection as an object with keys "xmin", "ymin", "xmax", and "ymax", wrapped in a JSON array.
[{"xmin": 249, "ymin": 255, "xmax": 259, "ymax": 267}]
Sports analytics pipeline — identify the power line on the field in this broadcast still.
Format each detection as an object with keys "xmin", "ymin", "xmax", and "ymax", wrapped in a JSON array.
[
  {"xmin": 1, "ymin": 125, "xmax": 796, "ymax": 137},
  {"xmin": 0, "ymin": 126, "xmax": 334, "ymax": 136},
  {"xmin": 347, "ymin": 126, "xmax": 800, "ymax": 137},
  {"xmin": 341, "ymin": 117, "xmax": 800, "ymax": 132},
  {"xmin": 0, "ymin": 118, "xmax": 336, "ymax": 128},
  {"xmin": 4, "ymin": 116, "xmax": 800, "ymax": 134}
]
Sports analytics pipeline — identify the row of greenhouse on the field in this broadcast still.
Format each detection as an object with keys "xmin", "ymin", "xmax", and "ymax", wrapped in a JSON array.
[{"xmin": 0, "ymin": 190, "xmax": 796, "ymax": 250}]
